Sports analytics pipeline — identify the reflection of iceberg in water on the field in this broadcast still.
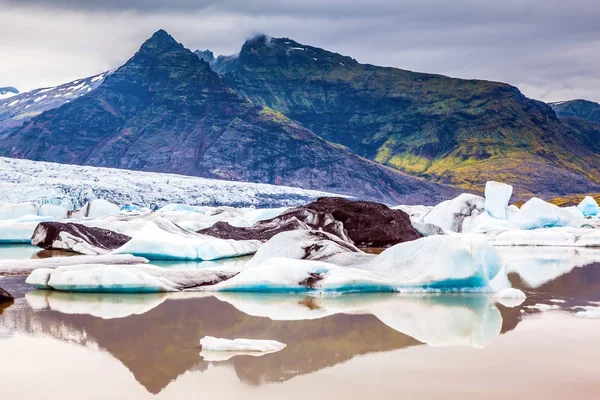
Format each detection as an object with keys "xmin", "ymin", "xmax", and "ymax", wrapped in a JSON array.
[
  {"xmin": 2, "ymin": 289, "xmax": 505, "ymax": 394},
  {"xmin": 500, "ymin": 247, "xmax": 600, "ymax": 288},
  {"xmin": 26, "ymin": 290, "xmax": 170, "ymax": 320},
  {"xmin": 215, "ymin": 293, "xmax": 502, "ymax": 349}
]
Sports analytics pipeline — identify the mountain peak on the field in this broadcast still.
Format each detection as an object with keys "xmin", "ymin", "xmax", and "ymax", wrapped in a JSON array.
[{"xmin": 137, "ymin": 29, "xmax": 183, "ymax": 55}]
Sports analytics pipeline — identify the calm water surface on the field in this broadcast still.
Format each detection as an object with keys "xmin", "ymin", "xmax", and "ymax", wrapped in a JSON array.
[{"xmin": 1, "ymin": 244, "xmax": 600, "ymax": 399}]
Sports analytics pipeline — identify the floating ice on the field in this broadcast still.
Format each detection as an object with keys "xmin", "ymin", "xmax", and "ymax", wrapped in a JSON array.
[
  {"xmin": 26, "ymin": 263, "xmax": 236, "ymax": 292},
  {"xmin": 2, "ymin": 254, "xmax": 147, "ymax": 276},
  {"xmin": 39, "ymin": 204, "xmax": 68, "ymax": 220},
  {"xmin": 491, "ymin": 227, "xmax": 600, "ymax": 247},
  {"xmin": 577, "ymin": 196, "xmax": 599, "ymax": 217},
  {"xmin": 485, "ymin": 181, "xmax": 513, "ymax": 220},
  {"xmin": 508, "ymin": 197, "xmax": 581, "ymax": 230},
  {"xmin": 422, "ymin": 193, "xmax": 485, "ymax": 233},
  {"xmin": 0, "ymin": 202, "xmax": 37, "ymax": 220},
  {"xmin": 72, "ymin": 199, "xmax": 120, "ymax": 219},
  {"xmin": 199, "ymin": 336, "xmax": 287, "ymax": 353},
  {"xmin": 112, "ymin": 221, "xmax": 261, "ymax": 260},
  {"xmin": 215, "ymin": 233, "xmax": 504, "ymax": 293},
  {"xmin": 0, "ymin": 215, "xmax": 54, "ymax": 243}
]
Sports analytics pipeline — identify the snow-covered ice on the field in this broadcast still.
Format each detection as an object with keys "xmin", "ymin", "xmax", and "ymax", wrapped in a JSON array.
[
  {"xmin": 214, "ymin": 233, "xmax": 504, "ymax": 293},
  {"xmin": 422, "ymin": 193, "xmax": 485, "ymax": 233},
  {"xmin": 26, "ymin": 263, "xmax": 236, "ymax": 292},
  {"xmin": 112, "ymin": 221, "xmax": 261, "ymax": 260},
  {"xmin": 484, "ymin": 181, "xmax": 513, "ymax": 220},
  {"xmin": 578, "ymin": 196, "xmax": 599, "ymax": 217},
  {"xmin": 0, "ymin": 215, "xmax": 54, "ymax": 243},
  {"xmin": 0, "ymin": 157, "xmax": 341, "ymax": 209},
  {"xmin": 1, "ymin": 254, "xmax": 147, "ymax": 276}
]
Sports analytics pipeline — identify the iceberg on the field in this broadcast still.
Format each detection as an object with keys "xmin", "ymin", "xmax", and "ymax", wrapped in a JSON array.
[
  {"xmin": 71, "ymin": 199, "xmax": 120, "ymax": 219},
  {"xmin": 25, "ymin": 290, "xmax": 169, "ymax": 319},
  {"xmin": 484, "ymin": 181, "xmax": 513, "ymax": 220},
  {"xmin": 215, "ymin": 233, "xmax": 504, "ymax": 293},
  {"xmin": 577, "ymin": 196, "xmax": 599, "ymax": 217},
  {"xmin": 38, "ymin": 204, "xmax": 68, "ymax": 220},
  {"xmin": 112, "ymin": 221, "xmax": 261, "ymax": 261},
  {"xmin": 1, "ymin": 254, "xmax": 147, "ymax": 276},
  {"xmin": 422, "ymin": 193, "xmax": 485, "ymax": 233},
  {"xmin": 492, "ymin": 226, "xmax": 600, "ymax": 247},
  {"xmin": 26, "ymin": 263, "xmax": 237, "ymax": 292},
  {"xmin": 31, "ymin": 221, "xmax": 132, "ymax": 255},
  {"xmin": 0, "ymin": 215, "xmax": 54, "ymax": 243},
  {"xmin": 508, "ymin": 197, "xmax": 582, "ymax": 230},
  {"xmin": 0, "ymin": 202, "xmax": 38, "ymax": 221},
  {"xmin": 199, "ymin": 336, "xmax": 287, "ymax": 352}
]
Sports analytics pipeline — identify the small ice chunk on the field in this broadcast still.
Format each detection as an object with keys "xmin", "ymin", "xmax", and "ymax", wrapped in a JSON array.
[
  {"xmin": 422, "ymin": 193, "xmax": 485, "ymax": 233},
  {"xmin": 484, "ymin": 181, "xmax": 513, "ymax": 220},
  {"xmin": 577, "ymin": 196, "xmax": 599, "ymax": 217},
  {"xmin": 199, "ymin": 336, "xmax": 286, "ymax": 352}
]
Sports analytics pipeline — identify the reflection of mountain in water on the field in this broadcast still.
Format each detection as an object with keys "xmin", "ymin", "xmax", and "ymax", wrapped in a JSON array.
[{"xmin": 0, "ymin": 291, "xmax": 504, "ymax": 394}]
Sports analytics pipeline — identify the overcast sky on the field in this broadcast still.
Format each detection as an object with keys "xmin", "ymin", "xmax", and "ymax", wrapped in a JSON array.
[{"xmin": 2, "ymin": 0, "xmax": 599, "ymax": 102}]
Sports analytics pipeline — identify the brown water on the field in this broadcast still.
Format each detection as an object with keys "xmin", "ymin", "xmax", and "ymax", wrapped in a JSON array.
[{"xmin": 1, "ymin": 245, "xmax": 600, "ymax": 399}]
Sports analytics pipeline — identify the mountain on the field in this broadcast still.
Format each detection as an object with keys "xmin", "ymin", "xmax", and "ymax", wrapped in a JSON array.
[
  {"xmin": 194, "ymin": 49, "xmax": 215, "ymax": 64},
  {"xmin": 550, "ymin": 99, "xmax": 600, "ymax": 125},
  {"xmin": 0, "ymin": 30, "xmax": 457, "ymax": 205},
  {"xmin": 213, "ymin": 35, "xmax": 600, "ymax": 197},
  {"xmin": 0, "ymin": 72, "xmax": 108, "ymax": 132},
  {"xmin": 0, "ymin": 86, "xmax": 19, "ymax": 99}
]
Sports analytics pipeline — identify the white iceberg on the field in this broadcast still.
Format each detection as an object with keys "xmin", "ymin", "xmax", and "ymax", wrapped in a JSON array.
[
  {"xmin": 492, "ymin": 227, "xmax": 600, "ymax": 247},
  {"xmin": 199, "ymin": 336, "xmax": 287, "ymax": 352},
  {"xmin": 2, "ymin": 254, "xmax": 147, "ymax": 276},
  {"xmin": 215, "ymin": 234, "xmax": 504, "ymax": 293},
  {"xmin": 484, "ymin": 181, "xmax": 513, "ymax": 220},
  {"xmin": 112, "ymin": 221, "xmax": 261, "ymax": 260},
  {"xmin": 39, "ymin": 204, "xmax": 68, "ymax": 220},
  {"xmin": 0, "ymin": 215, "xmax": 54, "ymax": 243},
  {"xmin": 26, "ymin": 263, "xmax": 237, "ymax": 292},
  {"xmin": 508, "ymin": 197, "xmax": 582, "ymax": 230},
  {"xmin": 422, "ymin": 193, "xmax": 485, "ymax": 233},
  {"xmin": 71, "ymin": 199, "xmax": 120, "ymax": 219},
  {"xmin": 0, "ymin": 202, "xmax": 38, "ymax": 221},
  {"xmin": 577, "ymin": 196, "xmax": 599, "ymax": 217}
]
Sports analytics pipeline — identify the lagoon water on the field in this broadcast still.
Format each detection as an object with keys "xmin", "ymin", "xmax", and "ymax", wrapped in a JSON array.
[{"xmin": 1, "ymin": 244, "xmax": 600, "ymax": 399}]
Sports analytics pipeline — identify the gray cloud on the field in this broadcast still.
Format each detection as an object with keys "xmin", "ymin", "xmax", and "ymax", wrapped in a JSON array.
[{"xmin": 1, "ymin": 0, "xmax": 599, "ymax": 102}]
